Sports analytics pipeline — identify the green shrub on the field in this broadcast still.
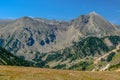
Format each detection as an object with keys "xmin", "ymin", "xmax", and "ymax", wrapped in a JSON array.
[{"xmin": 106, "ymin": 52, "xmax": 115, "ymax": 62}]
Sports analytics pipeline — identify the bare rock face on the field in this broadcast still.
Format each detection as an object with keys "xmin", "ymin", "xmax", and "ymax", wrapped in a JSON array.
[
  {"xmin": 116, "ymin": 25, "xmax": 120, "ymax": 30},
  {"xmin": 0, "ymin": 16, "xmax": 79, "ymax": 60},
  {"xmin": 0, "ymin": 12, "xmax": 120, "ymax": 61},
  {"xmin": 70, "ymin": 12, "xmax": 119, "ymax": 37}
]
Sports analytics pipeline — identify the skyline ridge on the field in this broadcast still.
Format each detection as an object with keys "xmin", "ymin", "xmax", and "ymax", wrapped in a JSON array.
[{"xmin": 0, "ymin": 11, "xmax": 119, "ymax": 25}]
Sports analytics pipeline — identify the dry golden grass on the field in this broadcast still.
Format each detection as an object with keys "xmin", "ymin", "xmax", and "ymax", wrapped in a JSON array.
[{"xmin": 0, "ymin": 65, "xmax": 120, "ymax": 80}]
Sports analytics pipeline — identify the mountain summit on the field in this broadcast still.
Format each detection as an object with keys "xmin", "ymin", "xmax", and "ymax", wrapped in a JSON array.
[
  {"xmin": 89, "ymin": 11, "xmax": 98, "ymax": 15},
  {"xmin": 70, "ymin": 12, "xmax": 119, "ymax": 36}
]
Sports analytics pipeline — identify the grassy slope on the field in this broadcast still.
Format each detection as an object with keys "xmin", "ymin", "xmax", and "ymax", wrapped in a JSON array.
[
  {"xmin": 108, "ymin": 51, "xmax": 120, "ymax": 70},
  {"xmin": 110, "ymin": 52, "xmax": 120, "ymax": 65},
  {"xmin": 0, "ymin": 66, "xmax": 120, "ymax": 80}
]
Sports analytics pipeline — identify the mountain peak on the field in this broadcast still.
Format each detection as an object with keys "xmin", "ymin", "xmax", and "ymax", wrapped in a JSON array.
[
  {"xmin": 21, "ymin": 16, "xmax": 33, "ymax": 20},
  {"xmin": 89, "ymin": 11, "xmax": 99, "ymax": 16},
  {"xmin": 88, "ymin": 11, "xmax": 100, "ymax": 16},
  {"xmin": 17, "ymin": 16, "xmax": 35, "ymax": 23}
]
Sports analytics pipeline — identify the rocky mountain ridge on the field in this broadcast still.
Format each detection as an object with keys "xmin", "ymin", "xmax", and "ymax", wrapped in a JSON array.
[
  {"xmin": 0, "ymin": 12, "xmax": 119, "ymax": 54},
  {"xmin": 0, "ymin": 12, "xmax": 120, "ymax": 70}
]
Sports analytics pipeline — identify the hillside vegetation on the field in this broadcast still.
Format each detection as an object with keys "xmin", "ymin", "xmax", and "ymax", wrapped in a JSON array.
[
  {"xmin": 0, "ymin": 47, "xmax": 33, "ymax": 66},
  {"xmin": 1, "ymin": 36, "xmax": 120, "ymax": 71},
  {"xmin": 38, "ymin": 36, "xmax": 120, "ymax": 70}
]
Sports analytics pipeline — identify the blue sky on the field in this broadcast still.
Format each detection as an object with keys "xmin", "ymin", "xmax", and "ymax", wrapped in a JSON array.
[{"xmin": 0, "ymin": 0, "xmax": 120, "ymax": 24}]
